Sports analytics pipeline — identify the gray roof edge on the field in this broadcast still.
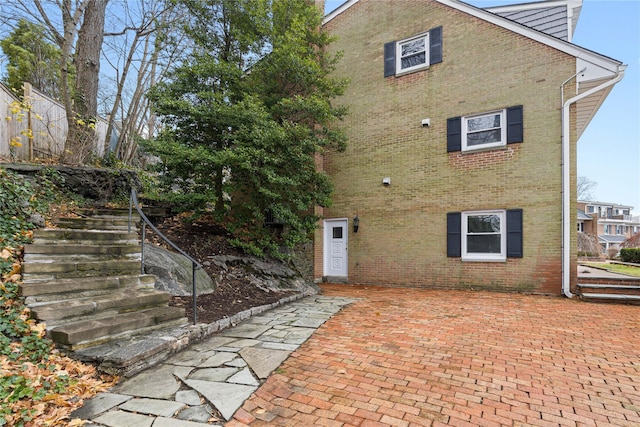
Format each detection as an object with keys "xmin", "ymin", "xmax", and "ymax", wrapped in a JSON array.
[{"xmin": 438, "ymin": 0, "xmax": 623, "ymax": 70}]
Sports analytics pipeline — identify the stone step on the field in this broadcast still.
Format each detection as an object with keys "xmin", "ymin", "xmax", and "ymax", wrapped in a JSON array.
[
  {"xmin": 75, "ymin": 207, "xmax": 138, "ymax": 217},
  {"xmin": 24, "ymin": 252, "xmax": 141, "ymax": 264},
  {"xmin": 75, "ymin": 206, "xmax": 170, "ymax": 220},
  {"xmin": 578, "ymin": 283, "xmax": 640, "ymax": 291},
  {"xmin": 49, "ymin": 306, "xmax": 188, "ymax": 349},
  {"xmin": 55, "ymin": 217, "xmax": 136, "ymax": 230},
  {"xmin": 20, "ymin": 274, "xmax": 156, "ymax": 301},
  {"xmin": 578, "ymin": 283, "xmax": 640, "ymax": 303},
  {"xmin": 580, "ymin": 293, "xmax": 640, "ymax": 303},
  {"xmin": 29, "ymin": 289, "xmax": 171, "ymax": 324},
  {"xmin": 22, "ymin": 259, "xmax": 141, "ymax": 279},
  {"xmin": 33, "ymin": 228, "xmax": 139, "ymax": 245},
  {"xmin": 24, "ymin": 243, "xmax": 141, "ymax": 257}
]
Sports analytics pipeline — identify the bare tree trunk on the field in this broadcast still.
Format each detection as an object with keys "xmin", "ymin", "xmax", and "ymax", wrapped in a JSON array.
[
  {"xmin": 62, "ymin": 0, "xmax": 108, "ymax": 164},
  {"xmin": 30, "ymin": 0, "xmax": 84, "ymax": 161},
  {"xmin": 103, "ymin": 26, "xmax": 142, "ymax": 156}
]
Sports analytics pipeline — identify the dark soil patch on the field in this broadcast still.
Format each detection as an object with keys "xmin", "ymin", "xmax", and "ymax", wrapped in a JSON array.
[{"xmin": 147, "ymin": 215, "xmax": 297, "ymax": 323}]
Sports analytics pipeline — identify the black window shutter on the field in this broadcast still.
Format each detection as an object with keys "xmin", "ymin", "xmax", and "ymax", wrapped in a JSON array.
[
  {"xmin": 447, "ymin": 212, "xmax": 461, "ymax": 257},
  {"xmin": 429, "ymin": 26, "xmax": 443, "ymax": 65},
  {"xmin": 447, "ymin": 117, "xmax": 462, "ymax": 152},
  {"xmin": 506, "ymin": 105, "xmax": 523, "ymax": 144},
  {"xmin": 384, "ymin": 41, "xmax": 396, "ymax": 77},
  {"xmin": 506, "ymin": 209, "xmax": 523, "ymax": 258}
]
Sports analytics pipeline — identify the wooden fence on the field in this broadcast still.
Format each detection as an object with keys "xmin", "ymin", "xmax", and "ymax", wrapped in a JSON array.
[{"xmin": 0, "ymin": 82, "xmax": 108, "ymax": 161}]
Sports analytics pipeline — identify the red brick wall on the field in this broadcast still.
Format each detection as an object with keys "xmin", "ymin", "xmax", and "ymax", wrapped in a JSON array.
[{"xmin": 318, "ymin": 0, "xmax": 578, "ymax": 294}]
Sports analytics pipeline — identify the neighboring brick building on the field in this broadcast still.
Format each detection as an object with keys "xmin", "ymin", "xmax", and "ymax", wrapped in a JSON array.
[
  {"xmin": 313, "ymin": 0, "xmax": 625, "ymax": 296},
  {"xmin": 578, "ymin": 201, "xmax": 640, "ymax": 254}
]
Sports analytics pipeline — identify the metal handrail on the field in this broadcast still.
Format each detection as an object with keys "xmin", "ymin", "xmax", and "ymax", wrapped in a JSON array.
[{"xmin": 128, "ymin": 188, "xmax": 202, "ymax": 325}]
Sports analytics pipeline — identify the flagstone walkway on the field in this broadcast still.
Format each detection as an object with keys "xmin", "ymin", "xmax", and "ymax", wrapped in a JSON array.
[{"xmin": 73, "ymin": 294, "xmax": 357, "ymax": 426}]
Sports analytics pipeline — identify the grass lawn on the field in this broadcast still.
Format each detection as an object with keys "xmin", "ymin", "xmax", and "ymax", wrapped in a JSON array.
[{"xmin": 582, "ymin": 262, "xmax": 640, "ymax": 277}]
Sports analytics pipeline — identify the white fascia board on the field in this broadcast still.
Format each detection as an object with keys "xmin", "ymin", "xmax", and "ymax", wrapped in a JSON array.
[
  {"xmin": 323, "ymin": 0, "xmax": 359, "ymax": 24},
  {"xmin": 485, "ymin": 0, "xmax": 579, "ymax": 14},
  {"xmin": 436, "ymin": 0, "xmax": 623, "ymax": 75}
]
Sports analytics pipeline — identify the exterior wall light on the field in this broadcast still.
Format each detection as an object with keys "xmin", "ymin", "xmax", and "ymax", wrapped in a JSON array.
[{"xmin": 353, "ymin": 215, "xmax": 360, "ymax": 233}]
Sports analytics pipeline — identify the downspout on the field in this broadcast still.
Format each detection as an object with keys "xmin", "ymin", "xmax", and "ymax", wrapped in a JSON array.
[{"xmin": 560, "ymin": 65, "xmax": 625, "ymax": 298}]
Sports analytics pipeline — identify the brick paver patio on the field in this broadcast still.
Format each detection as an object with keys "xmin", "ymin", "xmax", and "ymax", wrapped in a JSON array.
[{"xmin": 228, "ymin": 284, "xmax": 640, "ymax": 426}]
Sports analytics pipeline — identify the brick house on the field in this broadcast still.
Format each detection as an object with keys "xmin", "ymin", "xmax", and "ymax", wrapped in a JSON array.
[
  {"xmin": 313, "ymin": 0, "xmax": 625, "ymax": 296},
  {"xmin": 578, "ymin": 201, "xmax": 640, "ymax": 254}
]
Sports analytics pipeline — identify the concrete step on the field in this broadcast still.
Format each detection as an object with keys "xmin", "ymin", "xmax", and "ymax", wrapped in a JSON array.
[
  {"xmin": 29, "ymin": 289, "xmax": 171, "ymax": 324},
  {"xmin": 25, "ymin": 207, "xmax": 186, "ymax": 352},
  {"xmin": 33, "ymin": 228, "xmax": 139, "ymax": 245},
  {"xmin": 578, "ymin": 283, "xmax": 640, "ymax": 304},
  {"xmin": 75, "ymin": 206, "xmax": 170, "ymax": 220},
  {"xmin": 578, "ymin": 283, "xmax": 640, "ymax": 292},
  {"xmin": 49, "ymin": 306, "xmax": 188, "ymax": 349},
  {"xmin": 75, "ymin": 207, "xmax": 138, "ymax": 217},
  {"xmin": 23, "ymin": 258, "xmax": 141, "ymax": 279},
  {"xmin": 24, "ymin": 243, "xmax": 141, "ymax": 257},
  {"xmin": 20, "ymin": 274, "xmax": 156, "ymax": 301},
  {"xmin": 55, "ymin": 217, "xmax": 136, "ymax": 230},
  {"xmin": 580, "ymin": 293, "xmax": 640, "ymax": 302},
  {"xmin": 23, "ymin": 252, "xmax": 141, "ymax": 264}
]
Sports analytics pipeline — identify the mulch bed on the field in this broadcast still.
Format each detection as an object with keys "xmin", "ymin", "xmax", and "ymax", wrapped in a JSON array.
[{"xmin": 147, "ymin": 215, "xmax": 297, "ymax": 323}]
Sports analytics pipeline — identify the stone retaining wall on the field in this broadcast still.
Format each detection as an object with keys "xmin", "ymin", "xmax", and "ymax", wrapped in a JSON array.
[{"xmin": 1, "ymin": 163, "xmax": 141, "ymax": 202}]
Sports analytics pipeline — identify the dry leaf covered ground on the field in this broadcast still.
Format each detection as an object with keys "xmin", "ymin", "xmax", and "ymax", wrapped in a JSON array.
[{"xmin": 1, "ymin": 241, "xmax": 118, "ymax": 427}]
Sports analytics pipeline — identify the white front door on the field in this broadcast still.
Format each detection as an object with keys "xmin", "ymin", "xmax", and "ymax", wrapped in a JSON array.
[{"xmin": 323, "ymin": 219, "xmax": 348, "ymax": 278}]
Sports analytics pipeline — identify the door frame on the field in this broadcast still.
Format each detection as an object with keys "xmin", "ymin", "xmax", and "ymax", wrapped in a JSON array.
[{"xmin": 323, "ymin": 218, "xmax": 348, "ymax": 279}]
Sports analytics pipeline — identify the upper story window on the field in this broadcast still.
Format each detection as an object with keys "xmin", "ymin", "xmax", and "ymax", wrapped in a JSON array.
[
  {"xmin": 616, "ymin": 225, "xmax": 624, "ymax": 235},
  {"xmin": 384, "ymin": 26, "xmax": 442, "ymax": 77},
  {"xmin": 448, "ymin": 105, "xmax": 523, "ymax": 153},
  {"xmin": 463, "ymin": 110, "xmax": 506, "ymax": 151},
  {"xmin": 587, "ymin": 206, "xmax": 595, "ymax": 213},
  {"xmin": 398, "ymin": 34, "xmax": 429, "ymax": 73}
]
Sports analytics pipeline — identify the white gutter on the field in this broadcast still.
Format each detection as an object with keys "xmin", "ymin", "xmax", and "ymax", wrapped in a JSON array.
[{"xmin": 561, "ymin": 65, "xmax": 625, "ymax": 298}]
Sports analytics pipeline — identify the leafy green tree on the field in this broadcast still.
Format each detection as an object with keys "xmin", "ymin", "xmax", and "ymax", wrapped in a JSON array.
[
  {"xmin": 145, "ymin": 0, "xmax": 347, "ymax": 256},
  {"xmin": 146, "ymin": 0, "xmax": 269, "ymax": 211},
  {"xmin": 0, "ymin": 19, "xmax": 67, "ymax": 99},
  {"xmin": 229, "ymin": 0, "xmax": 348, "ymax": 252}
]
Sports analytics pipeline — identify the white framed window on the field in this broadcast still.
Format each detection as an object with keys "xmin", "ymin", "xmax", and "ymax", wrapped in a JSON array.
[
  {"xmin": 385, "ymin": 27, "xmax": 441, "ymax": 78},
  {"xmin": 462, "ymin": 110, "xmax": 506, "ymax": 152},
  {"xmin": 396, "ymin": 33, "xmax": 429, "ymax": 74},
  {"xmin": 616, "ymin": 225, "xmax": 624, "ymax": 235},
  {"xmin": 462, "ymin": 210, "xmax": 506, "ymax": 262}
]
